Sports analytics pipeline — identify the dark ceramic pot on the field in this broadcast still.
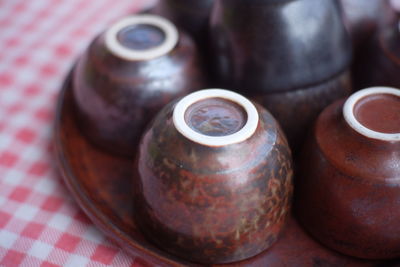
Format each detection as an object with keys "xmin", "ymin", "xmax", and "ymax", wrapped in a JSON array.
[
  {"xmin": 73, "ymin": 15, "xmax": 206, "ymax": 156},
  {"xmin": 352, "ymin": 18, "xmax": 400, "ymax": 91},
  {"xmin": 152, "ymin": 0, "xmax": 214, "ymax": 43},
  {"xmin": 295, "ymin": 87, "xmax": 400, "ymax": 259},
  {"xmin": 133, "ymin": 89, "xmax": 293, "ymax": 264},
  {"xmin": 209, "ymin": 0, "xmax": 352, "ymax": 151},
  {"xmin": 340, "ymin": 0, "xmax": 396, "ymax": 48}
]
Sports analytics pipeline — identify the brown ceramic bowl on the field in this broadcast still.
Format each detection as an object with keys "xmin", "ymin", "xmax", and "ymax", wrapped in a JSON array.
[
  {"xmin": 133, "ymin": 89, "xmax": 293, "ymax": 264},
  {"xmin": 295, "ymin": 87, "xmax": 400, "ymax": 259},
  {"xmin": 72, "ymin": 14, "xmax": 206, "ymax": 157}
]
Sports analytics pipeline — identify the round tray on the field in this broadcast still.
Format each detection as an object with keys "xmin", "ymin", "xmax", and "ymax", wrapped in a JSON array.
[{"xmin": 54, "ymin": 71, "xmax": 388, "ymax": 266}]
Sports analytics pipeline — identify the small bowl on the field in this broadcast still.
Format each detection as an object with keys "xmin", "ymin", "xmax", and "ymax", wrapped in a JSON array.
[
  {"xmin": 72, "ymin": 14, "xmax": 206, "ymax": 156},
  {"xmin": 295, "ymin": 87, "xmax": 400, "ymax": 259},
  {"xmin": 133, "ymin": 89, "xmax": 294, "ymax": 264}
]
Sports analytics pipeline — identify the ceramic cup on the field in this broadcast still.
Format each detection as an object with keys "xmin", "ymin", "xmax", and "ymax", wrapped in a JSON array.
[
  {"xmin": 295, "ymin": 87, "xmax": 400, "ymax": 259},
  {"xmin": 72, "ymin": 14, "xmax": 206, "ymax": 156},
  {"xmin": 209, "ymin": 0, "xmax": 352, "ymax": 151},
  {"xmin": 133, "ymin": 89, "xmax": 293, "ymax": 264}
]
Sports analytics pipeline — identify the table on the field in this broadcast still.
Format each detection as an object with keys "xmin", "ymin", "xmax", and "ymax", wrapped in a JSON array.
[{"xmin": 0, "ymin": 0, "xmax": 156, "ymax": 266}]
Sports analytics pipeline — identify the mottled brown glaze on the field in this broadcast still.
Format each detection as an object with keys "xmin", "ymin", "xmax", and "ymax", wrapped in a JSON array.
[
  {"xmin": 133, "ymin": 96, "xmax": 293, "ymax": 264},
  {"xmin": 209, "ymin": 0, "xmax": 352, "ymax": 150},
  {"xmin": 73, "ymin": 17, "xmax": 206, "ymax": 157},
  {"xmin": 295, "ymin": 97, "xmax": 400, "ymax": 259},
  {"xmin": 152, "ymin": 0, "xmax": 214, "ymax": 43},
  {"xmin": 55, "ymin": 73, "xmax": 391, "ymax": 266},
  {"xmin": 340, "ymin": 0, "xmax": 396, "ymax": 48},
  {"xmin": 252, "ymin": 71, "xmax": 352, "ymax": 152},
  {"xmin": 352, "ymin": 19, "xmax": 400, "ymax": 90}
]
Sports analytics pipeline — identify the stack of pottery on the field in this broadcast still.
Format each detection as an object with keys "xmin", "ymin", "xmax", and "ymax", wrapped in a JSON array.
[
  {"xmin": 71, "ymin": 12, "xmax": 295, "ymax": 264},
  {"xmin": 209, "ymin": 0, "xmax": 353, "ymax": 150},
  {"xmin": 67, "ymin": 0, "xmax": 400, "ymax": 265}
]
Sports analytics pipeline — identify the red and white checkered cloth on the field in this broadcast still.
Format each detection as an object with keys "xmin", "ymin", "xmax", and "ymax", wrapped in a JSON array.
[{"xmin": 0, "ymin": 1, "xmax": 157, "ymax": 266}]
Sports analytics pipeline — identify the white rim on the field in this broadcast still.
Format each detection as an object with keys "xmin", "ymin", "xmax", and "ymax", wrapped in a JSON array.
[
  {"xmin": 105, "ymin": 15, "xmax": 178, "ymax": 61},
  {"xmin": 343, "ymin": 87, "xmax": 400, "ymax": 141},
  {"xmin": 173, "ymin": 89, "xmax": 259, "ymax": 147}
]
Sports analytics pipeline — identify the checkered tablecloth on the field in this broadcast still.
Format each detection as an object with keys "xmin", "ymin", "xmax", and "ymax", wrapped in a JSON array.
[{"xmin": 0, "ymin": 1, "xmax": 157, "ymax": 266}]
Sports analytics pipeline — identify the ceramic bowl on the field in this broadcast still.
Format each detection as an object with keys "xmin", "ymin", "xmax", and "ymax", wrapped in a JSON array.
[
  {"xmin": 133, "ymin": 89, "xmax": 293, "ymax": 264},
  {"xmin": 295, "ymin": 87, "xmax": 400, "ymax": 259},
  {"xmin": 72, "ymin": 14, "xmax": 206, "ymax": 156}
]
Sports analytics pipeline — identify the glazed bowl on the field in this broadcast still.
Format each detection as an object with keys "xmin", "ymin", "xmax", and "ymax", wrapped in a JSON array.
[
  {"xmin": 133, "ymin": 89, "xmax": 293, "ymax": 264},
  {"xmin": 72, "ymin": 14, "xmax": 206, "ymax": 156},
  {"xmin": 295, "ymin": 87, "xmax": 400, "ymax": 259}
]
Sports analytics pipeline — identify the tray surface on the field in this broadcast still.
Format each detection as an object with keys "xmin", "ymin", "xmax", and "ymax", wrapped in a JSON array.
[{"xmin": 54, "ymin": 72, "xmax": 390, "ymax": 266}]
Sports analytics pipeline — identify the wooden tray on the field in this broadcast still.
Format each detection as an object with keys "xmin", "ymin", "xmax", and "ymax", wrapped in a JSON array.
[{"xmin": 54, "ymin": 72, "xmax": 391, "ymax": 266}]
